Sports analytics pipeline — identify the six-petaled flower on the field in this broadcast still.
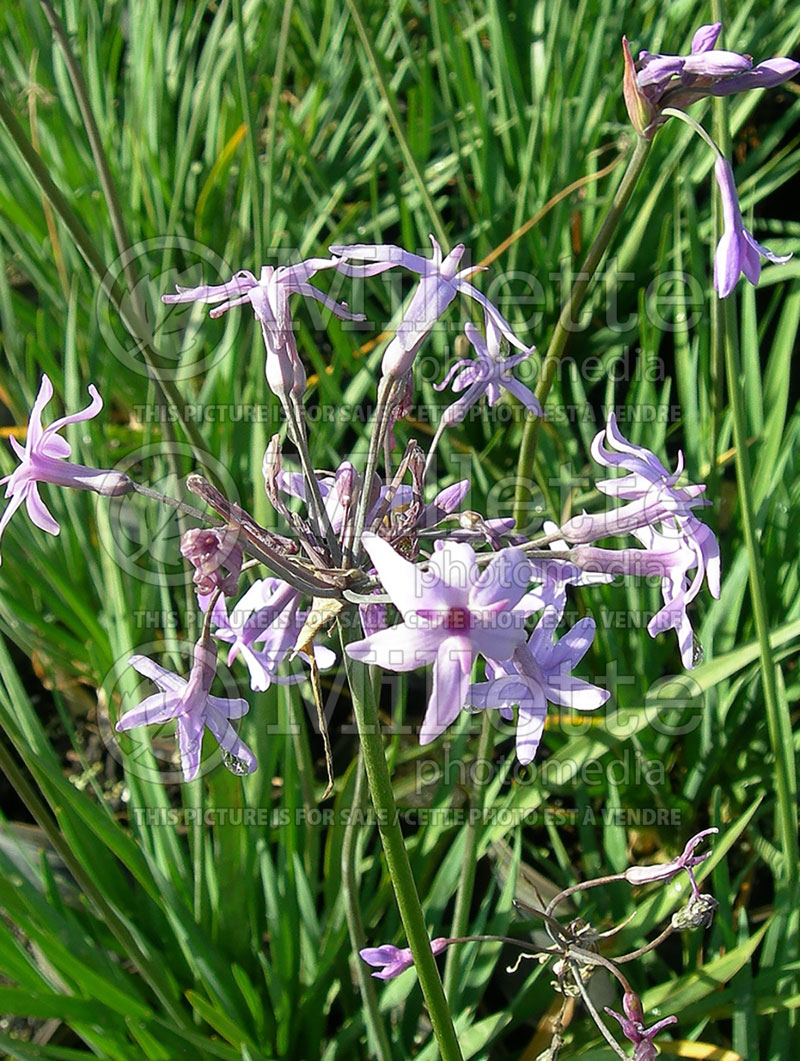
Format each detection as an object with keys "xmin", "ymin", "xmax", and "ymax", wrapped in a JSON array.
[
  {"xmin": 345, "ymin": 534, "xmax": 532, "ymax": 744},
  {"xmin": 329, "ymin": 236, "xmax": 529, "ymax": 379},
  {"xmin": 0, "ymin": 374, "xmax": 132, "ymax": 563},
  {"xmin": 116, "ymin": 637, "xmax": 257, "ymax": 783}
]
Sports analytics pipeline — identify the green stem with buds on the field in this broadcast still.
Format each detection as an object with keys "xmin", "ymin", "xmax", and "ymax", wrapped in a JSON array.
[
  {"xmin": 339, "ymin": 616, "xmax": 463, "ymax": 1061},
  {"xmin": 513, "ymin": 135, "xmax": 652, "ymax": 528}
]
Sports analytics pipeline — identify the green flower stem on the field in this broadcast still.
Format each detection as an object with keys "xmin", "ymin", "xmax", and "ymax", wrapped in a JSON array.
[
  {"xmin": 443, "ymin": 714, "xmax": 494, "ymax": 1001},
  {"xmin": 339, "ymin": 616, "xmax": 464, "ymax": 1061},
  {"xmin": 341, "ymin": 753, "xmax": 393, "ymax": 1061},
  {"xmin": 513, "ymin": 135, "xmax": 652, "ymax": 528},
  {"xmin": 720, "ymin": 298, "xmax": 799, "ymax": 891},
  {"xmin": 709, "ymin": 5, "xmax": 798, "ymax": 893}
]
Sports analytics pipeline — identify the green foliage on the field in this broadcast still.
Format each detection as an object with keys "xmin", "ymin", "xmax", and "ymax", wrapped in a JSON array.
[{"xmin": 0, "ymin": 0, "xmax": 799, "ymax": 1056}]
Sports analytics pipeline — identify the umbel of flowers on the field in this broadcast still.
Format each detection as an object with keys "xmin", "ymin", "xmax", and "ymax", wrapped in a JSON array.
[
  {"xmin": 2, "ymin": 20, "xmax": 792, "ymax": 781},
  {"xmin": 1, "ymin": 251, "xmax": 721, "ymax": 776},
  {"xmin": 0, "ymin": 20, "xmax": 796, "ymax": 1061}
]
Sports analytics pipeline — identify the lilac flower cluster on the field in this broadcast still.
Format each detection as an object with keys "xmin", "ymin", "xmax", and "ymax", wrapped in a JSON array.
[
  {"xmin": 7, "ymin": 18, "xmax": 791, "ymax": 786},
  {"xmin": 2, "ymin": 224, "xmax": 721, "ymax": 779},
  {"xmin": 623, "ymin": 23, "xmax": 798, "ymax": 298}
]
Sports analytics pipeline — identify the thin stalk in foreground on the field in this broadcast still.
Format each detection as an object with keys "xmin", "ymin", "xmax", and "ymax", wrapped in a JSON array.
[
  {"xmin": 720, "ymin": 298, "xmax": 799, "ymax": 891},
  {"xmin": 443, "ymin": 714, "xmax": 494, "ymax": 1001},
  {"xmin": 339, "ymin": 615, "xmax": 464, "ymax": 1061},
  {"xmin": 513, "ymin": 135, "xmax": 652, "ymax": 528},
  {"xmin": 341, "ymin": 753, "xmax": 393, "ymax": 1061},
  {"xmin": 708, "ymin": 29, "xmax": 798, "ymax": 892}
]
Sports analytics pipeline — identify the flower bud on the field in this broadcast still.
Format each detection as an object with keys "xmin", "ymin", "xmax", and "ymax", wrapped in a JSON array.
[
  {"xmin": 622, "ymin": 37, "xmax": 655, "ymax": 137},
  {"xmin": 180, "ymin": 525, "xmax": 243, "ymax": 596}
]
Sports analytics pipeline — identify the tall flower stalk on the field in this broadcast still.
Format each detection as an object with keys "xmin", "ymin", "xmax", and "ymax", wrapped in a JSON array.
[
  {"xmin": 2, "ymin": 14, "xmax": 797, "ymax": 1058},
  {"xmin": 340, "ymin": 617, "xmax": 464, "ymax": 1061},
  {"xmin": 513, "ymin": 135, "xmax": 652, "ymax": 527}
]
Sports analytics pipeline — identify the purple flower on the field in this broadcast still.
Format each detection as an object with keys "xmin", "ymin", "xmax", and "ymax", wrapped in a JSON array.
[
  {"xmin": 0, "ymin": 374, "xmax": 132, "ymax": 562},
  {"xmin": 621, "ymin": 26, "xmax": 798, "ymax": 292},
  {"xmin": 569, "ymin": 534, "xmax": 700, "ymax": 622},
  {"xmin": 329, "ymin": 236, "xmax": 529, "ymax": 378},
  {"xmin": 632, "ymin": 525, "xmax": 714, "ymax": 668},
  {"xmin": 590, "ymin": 413, "xmax": 707, "ymax": 509},
  {"xmin": 203, "ymin": 579, "xmax": 336, "ymax": 692},
  {"xmin": 278, "ymin": 459, "xmax": 470, "ymax": 538},
  {"xmin": 624, "ymin": 827, "xmax": 718, "ymax": 898},
  {"xmin": 422, "ymin": 479, "xmax": 470, "ymax": 526},
  {"xmin": 577, "ymin": 414, "xmax": 719, "ymax": 667},
  {"xmin": 713, "ymin": 156, "xmax": 791, "ymax": 298},
  {"xmin": 627, "ymin": 22, "xmax": 799, "ymax": 129},
  {"xmin": 605, "ymin": 992, "xmax": 678, "ymax": 1061},
  {"xmin": 558, "ymin": 414, "xmax": 711, "ymax": 544},
  {"xmin": 278, "ymin": 460, "xmax": 362, "ymax": 535},
  {"xmin": 345, "ymin": 534, "xmax": 532, "ymax": 744},
  {"xmin": 434, "ymin": 316, "xmax": 540, "ymax": 425},
  {"xmin": 162, "ymin": 258, "xmax": 382, "ymax": 398},
  {"xmin": 467, "ymin": 609, "xmax": 609, "ymax": 763},
  {"xmin": 116, "ymin": 637, "xmax": 256, "ymax": 782},
  {"xmin": 360, "ymin": 937, "xmax": 450, "ymax": 980}
]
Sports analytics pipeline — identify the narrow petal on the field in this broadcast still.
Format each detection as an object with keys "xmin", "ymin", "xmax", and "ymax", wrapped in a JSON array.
[
  {"xmin": 116, "ymin": 692, "xmax": 181, "ymax": 730},
  {"xmin": 739, "ymin": 235, "xmax": 763, "ymax": 286},
  {"xmin": 471, "ymin": 548, "xmax": 531, "ymax": 611},
  {"xmin": 419, "ymin": 637, "xmax": 473, "ymax": 744},
  {"xmin": 742, "ymin": 229, "xmax": 792, "ymax": 266},
  {"xmin": 425, "ymin": 540, "xmax": 477, "ymax": 600},
  {"xmin": 176, "ymin": 711, "xmax": 206, "ymax": 782},
  {"xmin": 360, "ymin": 532, "xmax": 432, "ymax": 616},
  {"xmin": 360, "ymin": 944, "xmax": 404, "ymax": 966},
  {"xmin": 129, "ymin": 654, "xmax": 187, "ymax": 694},
  {"xmin": 239, "ymin": 644, "xmax": 278, "ymax": 691},
  {"xmin": 548, "ymin": 616, "xmax": 597, "ymax": 668},
  {"xmin": 313, "ymin": 643, "xmax": 338, "ymax": 670},
  {"xmin": 501, "ymin": 377, "xmax": 543, "ymax": 416},
  {"xmin": 161, "ymin": 271, "xmax": 258, "ymax": 305},
  {"xmin": 25, "ymin": 375, "xmax": 54, "ymax": 450},
  {"xmin": 683, "ymin": 51, "xmax": 752, "ymax": 77},
  {"xmin": 709, "ymin": 58, "xmax": 800, "ymax": 95},
  {"xmin": 0, "ymin": 489, "xmax": 27, "ymax": 552},
  {"xmin": 45, "ymin": 384, "xmax": 103, "ymax": 436},
  {"xmin": 691, "ymin": 23, "xmax": 722, "ymax": 53},
  {"xmin": 24, "ymin": 484, "xmax": 60, "ymax": 535},
  {"xmin": 292, "ymin": 281, "xmax": 367, "ymax": 320},
  {"xmin": 713, "ymin": 229, "xmax": 741, "ymax": 299},
  {"xmin": 206, "ymin": 693, "xmax": 250, "ymax": 719},
  {"xmin": 545, "ymin": 676, "xmax": 610, "ymax": 711},
  {"xmin": 456, "ymin": 282, "xmax": 529, "ymax": 351},
  {"xmin": 204, "ymin": 707, "xmax": 258, "ymax": 772},
  {"xmin": 38, "ymin": 433, "xmax": 72, "ymax": 459},
  {"xmin": 328, "ymin": 243, "xmax": 432, "ymax": 275},
  {"xmin": 516, "ymin": 702, "xmax": 548, "ymax": 765},
  {"xmin": 346, "ymin": 624, "xmax": 443, "ymax": 671}
]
